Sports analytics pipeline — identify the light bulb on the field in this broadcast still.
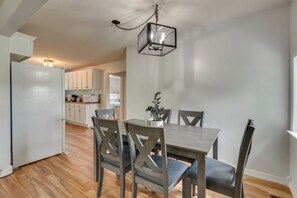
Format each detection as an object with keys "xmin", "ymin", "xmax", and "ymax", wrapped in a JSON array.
[
  {"xmin": 159, "ymin": 32, "xmax": 166, "ymax": 44},
  {"xmin": 150, "ymin": 31, "xmax": 154, "ymax": 41}
]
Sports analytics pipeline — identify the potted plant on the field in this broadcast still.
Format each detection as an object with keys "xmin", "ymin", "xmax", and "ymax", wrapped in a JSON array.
[{"xmin": 146, "ymin": 92, "xmax": 164, "ymax": 127}]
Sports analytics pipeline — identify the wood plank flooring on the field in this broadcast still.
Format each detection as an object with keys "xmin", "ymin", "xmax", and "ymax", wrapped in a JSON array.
[{"xmin": 0, "ymin": 123, "xmax": 292, "ymax": 198}]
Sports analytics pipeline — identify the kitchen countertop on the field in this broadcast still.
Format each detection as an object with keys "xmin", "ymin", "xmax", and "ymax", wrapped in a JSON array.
[{"xmin": 65, "ymin": 101, "xmax": 100, "ymax": 104}]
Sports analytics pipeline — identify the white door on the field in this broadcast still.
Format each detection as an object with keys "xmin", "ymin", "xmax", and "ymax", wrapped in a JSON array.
[{"xmin": 12, "ymin": 62, "xmax": 64, "ymax": 167}]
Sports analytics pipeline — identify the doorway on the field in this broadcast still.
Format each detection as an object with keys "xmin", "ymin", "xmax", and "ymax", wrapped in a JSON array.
[{"xmin": 109, "ymin": 72, "xmax": 126, "ymax": 120}]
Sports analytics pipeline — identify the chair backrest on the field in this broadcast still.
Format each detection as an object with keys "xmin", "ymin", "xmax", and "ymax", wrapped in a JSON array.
[
  {"xmin": 234, "ymin": 119, "xmax": 255, "ymax": 197},
  {"xmin": 178, "ymin": 110, "xmax": 204, "ymax": 127},
  {"xmin": 95, "ymin": 109, "xmax": 116, "ymax": 119},
  {"xmin": 161, "ymin": 109, "xmax": 172, "ymax": 123},
  {"xmin": 124, "ymin": 122, "xmax": 168, "ymax": 188},
  {"xmin": 92, "ymin": 117, "xmax": 124, "ymax": 166}
]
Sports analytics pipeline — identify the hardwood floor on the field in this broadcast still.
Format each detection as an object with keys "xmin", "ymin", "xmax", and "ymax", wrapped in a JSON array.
[{"xmin": 0, "ymin": 123, "xmax": 292, "ymax": 198}]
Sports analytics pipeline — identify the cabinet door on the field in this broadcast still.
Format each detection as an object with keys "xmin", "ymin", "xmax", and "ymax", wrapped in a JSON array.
[
  {"xmin": 74, "ymin": 107, "xmax": 80, "ymax": 123},
  {"xmin": 76, "ymin": 71, "xmax": 82, "ymax": 89},
  {"xmin": 65, "ymin": 106, "xmax": 70, "ymax": 120},
  {"xmin": 70, "ymin": 107, "xmax": 75, "ymax": 121},
  {"xmin": 65, "ymin": 73, "xmax": 69, "ymax": 90},
  {"xmin": 68, "ymin": 73, "xmax": 73, "ymax": 90},
  {"xmin": 72, "ymin": 72, "xmax": 78, "ymax": 89},
  {"xmin": 81, "ymin": 70, "xmax": 87, "ymax": 89},
  {"xmin": 86, "ymin": 69, "xmax": 93, "ymax": 89},
  {"xmin": 81, "ymin": 69, "xmax": 92, "ymax": 90},
  {"xmin": 80, "ymin": 107, "xmax": 86, "ymax": 124}
]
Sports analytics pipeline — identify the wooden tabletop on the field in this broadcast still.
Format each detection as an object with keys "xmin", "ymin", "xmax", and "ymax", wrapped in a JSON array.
[{"xmin": 124, "ymin": 119, "xmax": 220, "ymax": 155}]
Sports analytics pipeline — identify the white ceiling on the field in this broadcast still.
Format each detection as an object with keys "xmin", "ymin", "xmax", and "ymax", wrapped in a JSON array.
[
  {"xmin": 0, "ymin": 0, "xmax": 4, "ymax": 7},
  {"xmin": 19, "ymin": 0, "xmax": 289, "ymax": 70}
]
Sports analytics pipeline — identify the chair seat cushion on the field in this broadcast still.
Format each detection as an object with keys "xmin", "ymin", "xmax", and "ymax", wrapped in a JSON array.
[
  {"xmin": 185, "ymin": 157, "xmax": 236, "ymax": 190},
  {"xmin": 104, "ymin": 145, "xmax": 131, "ymax": 169},
  {"xmin": 137, "ymin": 155, "xmax": 189, "ymax": 187}
]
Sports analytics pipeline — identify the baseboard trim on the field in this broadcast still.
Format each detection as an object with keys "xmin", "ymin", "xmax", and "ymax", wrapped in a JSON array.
[
  {"xmin": 0, "ymin": 165, "xmax": 13, "ymax": 178},
  {"xmin": 245, "ymin": 169, "xmax": 287, "ymax": 186},
  {"xmin": 289, "ymin": 180, "xmax": 297, "ymax": 198}
]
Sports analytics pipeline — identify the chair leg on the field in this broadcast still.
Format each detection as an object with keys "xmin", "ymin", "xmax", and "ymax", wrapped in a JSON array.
[
  {"xmin": 163, "ymin": 191, "xmax": 169, "ymax": 198},
  {"xmin": 192, "ymin": 184, "xmax": 196, "ymax": 196},
  {"xmin": 182, "ymin": 177, "xmax": 192, "ymax": 198},
  {"xmin": 94, "ymin": 134, "xmax": 99, "ymax": 181},
  {"xmin": 242, "ymin": 184, "xmax": 244, "ymax": 198},
  {"xmin": 120, "ymin": 174, "xmax": 125, "ymax": 198},
  {"xmin": 131, "ymin": 180, "xmax": 137, "ymax": 198},
  {"xmin": 96, "ymin": 167, "xmax": 104, "ymax": 198}
]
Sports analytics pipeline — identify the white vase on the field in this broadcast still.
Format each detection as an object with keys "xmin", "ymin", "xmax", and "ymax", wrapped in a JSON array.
[{"xmin": 151, "ymin": 120, "xmax": 163, "ymax": 127}]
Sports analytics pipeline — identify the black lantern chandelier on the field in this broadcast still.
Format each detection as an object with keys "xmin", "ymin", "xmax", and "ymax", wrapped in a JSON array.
[{"xmin": 112, "ymin": 5, "xmax": 177, "ymax": 56}]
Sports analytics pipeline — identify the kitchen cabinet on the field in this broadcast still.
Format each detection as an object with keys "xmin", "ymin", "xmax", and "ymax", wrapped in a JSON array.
[
  {"xmin": 65, "ymin": 69, "xmax": 101, "ymax": 90},
  {"xmin": 68, "ymin": 71, "xmax": 82, "ymax": 90},
  {"xmin": 66, "ymin": 72, "xmax": 74, "ymax": 90},
  {"xmin": 65, "ymin": 103, "xmax": 75, "ymax": 121},
  {"xmin": 10, "ymin": 32, "xmax": 35, "ymax": 62},
  {"xmin": 65, "ymin": 102, "xmax": 98, "ymax": 127},
  {"xmin": 74, "ymin": 104, "xmax": 86, "ymax": 124}
]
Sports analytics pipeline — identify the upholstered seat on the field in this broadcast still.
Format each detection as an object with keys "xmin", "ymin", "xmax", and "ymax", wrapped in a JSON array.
[
  {"xmin": 185, "ymin": 157, "xmax": 236, "ymax": 190},
  {"xmin": 137, "ymin": 155, "xmax": 189, "ymax": 187}
]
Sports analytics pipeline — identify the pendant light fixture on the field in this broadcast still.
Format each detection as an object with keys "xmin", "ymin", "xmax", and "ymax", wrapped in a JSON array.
[{"xmin": 112, "ymin": 5, "xmax": 177, "ymax": 56}]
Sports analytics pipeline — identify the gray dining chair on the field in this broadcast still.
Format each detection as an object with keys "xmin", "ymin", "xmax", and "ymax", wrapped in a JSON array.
[
  {"xmin": 94, "ymin": 108, "xmax": 117, "ymax": 182},
  {"xmin": 178, "ymin": 109, "xmax": 204, "ymax": 127},
  {"xmin": 124, "ymin": 122, "xmax": 189, "ymax": 198},
  {"xmin": 95, "ymin": 108, "xmax": 116, "ymax": 119},
  {"xmin": 177, "ymin": 109, "xmax": 208, "ymax": 195},
  {"xmin": 92, "ymin": 117, "xmax": 131, "ymax": 198},
  {"xmin": 161, "ymin": 109, "xmax": 172, "ymax": 123},
  {"xmin": 182, "ymin": 119, "xmax": 255, "ymax": 198}
]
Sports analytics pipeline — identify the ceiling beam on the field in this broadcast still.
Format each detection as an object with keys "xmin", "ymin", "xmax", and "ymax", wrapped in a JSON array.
[{"xmin": 0, "ymin": 0, "xmax": 48, "ymax": 37}]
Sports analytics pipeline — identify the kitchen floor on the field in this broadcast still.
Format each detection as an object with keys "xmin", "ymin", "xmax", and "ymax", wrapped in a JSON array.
[{"xmin": 0, "ymin": 123, "xmax": 292, "ymax": 198}]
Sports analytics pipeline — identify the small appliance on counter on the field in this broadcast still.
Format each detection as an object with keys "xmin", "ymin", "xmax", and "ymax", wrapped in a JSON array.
[
  {"xmin": 82, "ymin": 94, "xmax": 100, "ymax": 103},
  {"xmin": 67, "ymin": 94, "xmax": 72, "ymax": 102}
]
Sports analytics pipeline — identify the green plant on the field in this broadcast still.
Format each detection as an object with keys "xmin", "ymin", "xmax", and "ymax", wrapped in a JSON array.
[{"xmin": 146, "ymin": 92, "xmax": 164, "ymax": 121}]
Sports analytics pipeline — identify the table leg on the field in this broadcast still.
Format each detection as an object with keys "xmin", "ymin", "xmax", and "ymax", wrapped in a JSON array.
[
  {"xmin": 197, "ymin": 154, "xmax": 206, "ymax": 198},
  {"xmin": 94, "ymin": 130, "xmax": 98, "ymax": 181},
  {"xmin": 213, "ymin": 137, "xmax": 218, "ymax": 160}
]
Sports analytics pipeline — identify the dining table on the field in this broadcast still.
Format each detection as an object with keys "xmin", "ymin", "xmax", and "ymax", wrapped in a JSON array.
[{"xmin": 93, "ymin": 119, "xmax": 220, "ymax": 198}]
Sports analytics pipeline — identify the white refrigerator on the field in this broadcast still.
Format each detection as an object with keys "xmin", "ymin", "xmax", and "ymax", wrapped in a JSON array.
[{"xmin": 11, "ymin": 62, "xmax": 65, "ymax": 168}]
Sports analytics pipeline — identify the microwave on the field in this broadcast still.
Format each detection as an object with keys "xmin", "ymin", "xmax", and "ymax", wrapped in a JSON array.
[{"xmin": 82, "ymin": 95, "xmax": 99, "ymax": 103}]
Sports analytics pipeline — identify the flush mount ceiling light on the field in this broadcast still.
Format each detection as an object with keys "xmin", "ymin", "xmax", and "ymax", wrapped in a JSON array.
[
  {"xmin": 112, "ymin": 4, "xmax": 177, "ymax": 56},
  {"xmin": 43, "ymin": 59, "xmax": 55, "ymax": 67}
]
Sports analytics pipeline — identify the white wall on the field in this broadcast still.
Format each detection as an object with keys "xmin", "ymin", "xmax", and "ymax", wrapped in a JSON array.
[
  {"xmin": 0, "ymin": 35, "xmax": 12, "ymax": 177},
  {"xmin": 290, "ymin": 0, "xmax": 297, "ymax": 195},
  {"xmin": 127, "ymin": 4, "xmax": 290, "ymax": 184}
]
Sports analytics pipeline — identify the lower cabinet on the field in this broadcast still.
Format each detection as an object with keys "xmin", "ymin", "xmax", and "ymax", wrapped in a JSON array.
[{"xmin": 65, "ymin": 102, "xmax": 98, "ymax": 127}]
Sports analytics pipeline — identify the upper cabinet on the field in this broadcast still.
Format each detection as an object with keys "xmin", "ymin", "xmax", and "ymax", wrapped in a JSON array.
[
  {"xmin": 10, "ymin": 32, "xmax": 35, "ymax": 62},
  {"xmin": 65, "ymin": 69, "xmax": 101, "ymax": 90}
]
